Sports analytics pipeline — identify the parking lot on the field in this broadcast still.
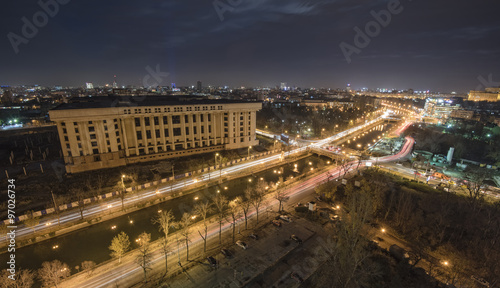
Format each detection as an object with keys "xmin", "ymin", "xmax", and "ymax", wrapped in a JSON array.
[{"xmin": 167, "ymin": 215, "xmax": 334, "ymax": 288}]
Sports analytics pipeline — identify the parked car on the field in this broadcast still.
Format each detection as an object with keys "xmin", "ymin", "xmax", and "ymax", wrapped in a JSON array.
[
  {"xmin": 471, "ymin": 276, "xmax": 490, "ymax": 287},
  {"xmin": 207, "ymin": 256, "xmax": 217, "ymax": 268},
  {"xmin": 221, "ymin": 249, "xmax": 232, "ymax": 258},
  {"xmin": 290, "ymin": 234, "xmax": 303, "ymax": 244},
  {"xmin": 279, "ymin": 215, "xmax": 292, "ymax": 222},
  {"xmin": 249, "ymin": 233, "xmax": 258, "ymax": 240},
  {"xmin": 236, "ymin": 240, "xmax": 248, "ymax": 250},
  {"xmin": 272, "ymin": 220, "xmax": 282, "ymax": 227},
  {"xmin": 291, "ymin": 272, "xmax": 304, "ymax": 283}
]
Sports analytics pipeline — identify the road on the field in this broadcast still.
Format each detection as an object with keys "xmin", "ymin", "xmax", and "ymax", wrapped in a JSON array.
[
  {"xmin": 62, "ymin": 136, "xmax": 415, "ymax": 288},
  {"xmin": 1, "ymin": 113, "xmax": 401, "ymax": 242}
]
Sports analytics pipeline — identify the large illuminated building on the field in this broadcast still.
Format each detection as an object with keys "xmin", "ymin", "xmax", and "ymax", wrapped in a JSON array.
[
  {"xmin": 49, "ymin": 95, "xmax": 261, "ymax": 173},
  {"xmin": 468, "ymin": 87, "xmax": 500, "ymax": 102}
]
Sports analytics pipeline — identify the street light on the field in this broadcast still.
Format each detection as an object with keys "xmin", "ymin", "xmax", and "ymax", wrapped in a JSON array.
[{"xmin": 248, "ymin": 146, "xmax": 252, "ymax": 158}]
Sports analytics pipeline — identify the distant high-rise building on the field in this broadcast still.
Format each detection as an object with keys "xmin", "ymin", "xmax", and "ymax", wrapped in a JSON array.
[
  {"xmin": 280, "ymin": 82, "xmax": 287, "ymax": 91},
  {"xmin": 112, "ymin": 75, "xmax": 118, "ymax": 88},
  {"xmin": 197, "ymin": 81, "xmax": 202, "ymax": 92},
  {"xmin": 86, "ymin": 82, "xmax": 94, "ymax": 89},
  {"xmin": 346, "ymin": 84, "xmax": 351, "ymax": 92}
]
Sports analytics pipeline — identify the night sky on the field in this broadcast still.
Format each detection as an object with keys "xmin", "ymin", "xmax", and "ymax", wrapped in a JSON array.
[{"xmin": 1, "ymin": 0, "xmax": 500, "ymax": 92}]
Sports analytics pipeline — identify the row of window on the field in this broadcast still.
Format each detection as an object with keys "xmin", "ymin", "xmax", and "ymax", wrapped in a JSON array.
[
  {"xmin": 134, "ymin": 114, "xmax": 213, "ymax": 127},
  {"xmin": 124, "ymin": 105, "xmax": 224, "ymax": 115},
  {"xmin": 136, "ymin": 125, "xmax": 213, "ymax": 140}
]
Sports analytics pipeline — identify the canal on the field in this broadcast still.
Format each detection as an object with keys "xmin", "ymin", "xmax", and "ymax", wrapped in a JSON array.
[
  {"xmin": 342, "ymin": 123, "xmax": 394, "ymax": 151},
  {"xmin": 1, "ymin": 154, "xmax": 328, "ymax": 278}
]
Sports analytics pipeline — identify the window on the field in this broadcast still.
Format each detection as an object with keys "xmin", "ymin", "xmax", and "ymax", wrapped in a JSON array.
[
  {"xmin": 103, "ymin": 120, "xmax": 107, "ymax": 124},
  {"xmin": 66, "ymin": 143, "xmax": 70, "ymax": 149},
  {"xmin": 194, "ymin": 126, "xmax": 197, "ymax": 134},
  {"xmin": 63, "ymin": 128, "xmax": 67, "ymax": 134},
  {"xmin": 117, "ymin": 138, "xmax": 121, "ymax": 143},
  {"xmin": 115, "ymin": 131, "xmax": 119, "ymax": 137},
  {"xmin": 90, "ymin": 134, "xmax": 97, "ymax": 140},
  {"xmin": 192, "ymin": 115, "xmax": 197, "ymax": 122},
  {"xmin": 106, "ymin": 140, "xmax": 110, "ymax": 145},
  {"xmin": 135, "ymin": 118, "xmax": 141, "ymax": 127},
  {"xmin": 76, "ymin": 136, "xmax": 80, "ymax": 141},
  {"xmin": 145, "ymin": 118, "xmax": 150, "ymax": 126},
  {"xmin": 185, "ymin": 127, "xmax": 189, "ymax": 135},
  {"xmin": 164, "ymin": 129, "xmax": 169, "ymax": 137},
  {"xmin": 172, "ymin": 115, "xmax": 180, "ymax": 124},
  {"xmin": 155, "ymin": 130, "xmax": 160, "ymax": 138},
  {"xmin": 91, "ymin": 142, "xmax": 98, "ymax": 147},
  {"xmin": 208, "ymin": 114, "xmax": 211, "ymax": 121},
  {"xmin": 93, "ymin": 149, "xmax": 99, "ymax": 154},
  {"xmin": 163, "ymin": 116, "xmax": 168, "ymax": 125},
  {"xmin": 154, "ymin": 117, "xmax": 159, "ymax": 126},
  {"xmin": 173, "ymin": 128, "xmax": 181, "ymax": 136},
  {"xmin": 105, "ymin": 133, "xmax": 109, "ymax": 138},
  {"xmin": 88, "ymin": 121, "xmax": 92, "ymax": 124},
  {"xmin": 88, "ymin": 126, "xmax": 95, "ymax": 132},
  {"xmin": 209, "ymin": 125, "xmax": 212, "ymax": 133},
  {"xmin": 114, "ymin": 124, "xmax": 118, "ymax": 129},
  {"xmin": 146, "ymin": 130, "xmax": 152, "ymax": 139},
  {"xmin": 64, "ymin": 136, "xmax": 68, "ymax": 141},
  {"xmin": 201, "ymin": 126, "xmax": 204, "ymax": 133},
  {"xmin": 200, "ymin": 115, "xmax": 204, "ymax": 122},
  {"xmin": 137, "ymin": 131, "xmax": 143, "ymax": 140}
]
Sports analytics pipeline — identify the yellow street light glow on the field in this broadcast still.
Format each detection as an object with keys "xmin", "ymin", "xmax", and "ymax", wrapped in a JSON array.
[
  {"xmin": 381, "ymin": 228, "xmax": 386, "ymax": 233},
  {"xmin": 191, "ymin": 215, "xmax": 197, "ymax": 219},
  {"xmin": 111, "ymin": 225, "xmax": 117, "ymax": 230},
  {"xmin": 248, "ymin": 178, "xmax": 252, "ymax": 182},
  {"xmin": 224, "ymin": 186, "xmax": 228, "ymax": 190},
  {"xmin": 52, "ymin": 245, "xmax": 59, "ymax": 249},
  {"xmin": 158, "ymin": 209, "xmax": 162, "ymax": 213},
  {"xmin": 194, "ymin": 196, "xmax": 199, "ymax": 200},
  {"xmin": 130, "ymin": 220, "xmax": 134, "ymax": 224},
  {"xmin": 107, "ymin": 204, "xmax": 112, "ymax": 209}
]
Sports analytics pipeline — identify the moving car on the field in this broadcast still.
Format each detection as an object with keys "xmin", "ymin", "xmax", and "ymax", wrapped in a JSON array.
[
  {"xmin": 221, "ymin": 249, "xmax": 232, "ymax": 258},
  {"xmin": 236, "ymin": 240, "xmax": 248, "ymax": 250},
  {"xmin": 290, "ymin": 234, "xmax": 303, "ymax": 244}
]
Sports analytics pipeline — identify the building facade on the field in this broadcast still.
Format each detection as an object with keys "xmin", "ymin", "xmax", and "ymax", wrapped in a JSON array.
[
  {"xmin": 49, "ymin": 96, "xmax": 261, "ymax": 173},
  {"xmin": 468, "ymin": 88, "xmax": 500, "ymax": 102}
]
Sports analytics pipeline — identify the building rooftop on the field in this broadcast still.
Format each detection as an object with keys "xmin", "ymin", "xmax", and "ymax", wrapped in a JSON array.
[{"xmin": 51, "ymin": 95, "xmax": 259, "ymax": 110}]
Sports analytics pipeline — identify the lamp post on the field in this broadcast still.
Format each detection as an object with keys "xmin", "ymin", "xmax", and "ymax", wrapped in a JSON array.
[{"xmin": 248, "ymin": 146, "xmax": 252, "ymax": 158}]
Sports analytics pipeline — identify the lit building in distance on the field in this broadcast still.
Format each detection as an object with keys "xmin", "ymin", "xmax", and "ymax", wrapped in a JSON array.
[
  {"xmin": 468, "ymin": 87, "xmax": 500, "ymax": 102},
  {"xmin": 197, "ymin": 81, "xmax": 202, "ymax": 92},
  {"xmin": 49, "ymin": 96, "xmax": 261, "ymax": 173},
  {"xmin": 85, "ymin": 82, "xmax": 94, "ymax": 89}
]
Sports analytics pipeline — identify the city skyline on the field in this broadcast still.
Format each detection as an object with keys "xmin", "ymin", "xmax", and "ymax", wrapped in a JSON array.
[{"xmin": 1, "ymin": 0, "xmax": 500, "ymax": 92}]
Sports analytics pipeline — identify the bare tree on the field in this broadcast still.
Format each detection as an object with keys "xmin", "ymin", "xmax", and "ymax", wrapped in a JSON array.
[
  {"xmin": 23, "ymin": 210, "xmax": 39, "ymax": 234},
  {"xmin": 37, "ymin": 260, "xmax": 70, "ymax": 288},
  {"xmin": 135, "ymin": 232, "xmax": 153, "ymax": 282},
  {"xmin": 241, "ymin": 189, "xmax": 253, "ymax": 230},
  {"xmin": 194, "ymin": 201, "xmax": 212, "ymax": 253},
  {"xmin": 212, "ymin": 193, "xmax": 228, "ymax": 245},
  {"xmin": 464, "ymin": 169, "xmax": 489, "ymax": 209},
  {"xmin": 274, "ymin": 177, "xmax": 289, "ymax": 213},
  {"xmin": 73, "ymin": 188, "xmax": 87, "ymax": 220},
  {"xmin": 81, "ymin": 260, "xmax": 96, "ymax": 277},
  {"xmin": 176, "ymin": 213, "xmax": 192, "ymax": 261},
  {"xmin": 152, "ymin": 209, "xmax": 175, "ymax": 274},
  {"xmin": 250, "ymin": 181, "xmax": 267, "ymax": 224},
  {"xmin": 1, "ymin": 268, "xmax": 34, "ymax": 288},
  {"xmin": 228, "ymin": 198, "xmax": 242, "ymax": 243},
  {"xmin": 109, "ymin": 231, "xmax": 130, "ymax": 264}
]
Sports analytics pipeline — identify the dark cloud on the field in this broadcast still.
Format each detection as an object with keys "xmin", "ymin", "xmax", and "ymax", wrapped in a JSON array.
[{"xmin": 0, "ymin": 0, "xmax": 499, "ymax": 92}]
